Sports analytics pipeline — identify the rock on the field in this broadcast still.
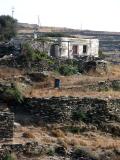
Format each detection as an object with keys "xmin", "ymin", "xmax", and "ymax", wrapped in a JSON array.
[
  {"xmin": 24, "ymin": 141, "xmax": 46, "ymax": 156},
  {"xmin": 28, "ymin": 71, "xmax": 49, "ymax": 82},
  {"xmin": 14, "ymin": 122, "xmax": 21, "ymax": 128},
  {"xmin": 114, "ymin": 148, "xmax": 120, "ymax": 155},
  {"xmin": 55, "ymin": 146, "xmax": 67, "ymax": 156},
  {"xmin": 71, "ymin": 147, "xmax": 99, "ymax": 160}
]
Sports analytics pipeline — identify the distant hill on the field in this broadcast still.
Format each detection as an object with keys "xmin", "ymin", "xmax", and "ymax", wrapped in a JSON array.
[{"xmin": 17, "ymin": 23, "xmax": 120, "ymax": 52}]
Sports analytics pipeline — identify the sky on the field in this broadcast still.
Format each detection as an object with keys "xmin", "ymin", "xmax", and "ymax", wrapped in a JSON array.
[{"xmin": 0, "ymin": 0, "xmax": 120, "ymax": 32}]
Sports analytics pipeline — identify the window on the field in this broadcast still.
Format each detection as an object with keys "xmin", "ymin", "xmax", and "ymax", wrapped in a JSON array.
[{"xmin": 83, "ymin": 45, "xmax": 87, "ymax": 53}]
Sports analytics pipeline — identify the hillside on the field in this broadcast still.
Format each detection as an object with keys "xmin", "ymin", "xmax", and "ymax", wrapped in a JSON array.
[
  {"xmin": 17, "ymin": 23, "xmax": 120, "ymax": 52},
  {"xmin": 0, "ymin": 23, "xmax": 119, "ymax": 160}
]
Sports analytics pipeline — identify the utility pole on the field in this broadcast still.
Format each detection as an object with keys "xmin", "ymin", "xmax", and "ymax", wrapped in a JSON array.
[
  {"xmin": 80, "ymin": 24, "xmax": 82, "ymax": 31},
  {"xmin": 12, "ymin": 7, "xmax": 15, "ymax": 18},
  {"xmin": 38, "ymin": 15, "xmax": 41, "ymax": 27}
]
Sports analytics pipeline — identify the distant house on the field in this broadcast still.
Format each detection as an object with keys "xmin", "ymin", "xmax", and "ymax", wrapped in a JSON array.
[
  {"xmin": 48, "ymin": 37, "xmax": 99, "ymax": 58},
  {"xmin": 9, "ymin": 35, "xmax": 99, "ymax": 58}
]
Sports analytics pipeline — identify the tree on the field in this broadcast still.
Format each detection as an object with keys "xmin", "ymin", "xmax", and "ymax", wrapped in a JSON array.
[{"xmin": 0, "ymin": 15, "xmax": 17, "ymax": 41}]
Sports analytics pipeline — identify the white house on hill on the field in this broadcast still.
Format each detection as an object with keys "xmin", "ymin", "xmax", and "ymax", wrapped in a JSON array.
[{"xmin": 48, "ymin": 37, "xmax": 99, "ymax": 58}]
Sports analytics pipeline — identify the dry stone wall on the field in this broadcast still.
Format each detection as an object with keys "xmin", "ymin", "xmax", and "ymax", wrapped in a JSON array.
[
  {"xmin": 87, "ymin": 80, "xmax": 120, "ymax": 91},
  {"xmin": 15, "ymin": 97, "xmax": 120, "ymax": 124},
  {"xmin": 0, "ymin": 112, "xmax": 14, "ymax": 139},
  {"xmin": 11, "ymin": 97, "xmax": 119, "ymax": 135}
]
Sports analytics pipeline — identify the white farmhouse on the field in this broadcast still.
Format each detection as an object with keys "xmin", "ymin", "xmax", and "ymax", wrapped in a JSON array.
[{"xmin": 49, "ymin": 37, "xmax": 99, "ymax": 58}]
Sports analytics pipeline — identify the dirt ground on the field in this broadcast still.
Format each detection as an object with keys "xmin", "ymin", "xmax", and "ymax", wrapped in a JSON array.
[{"xmin": 0, "ymin": 64, "xmax": 120, "ymax": 98}]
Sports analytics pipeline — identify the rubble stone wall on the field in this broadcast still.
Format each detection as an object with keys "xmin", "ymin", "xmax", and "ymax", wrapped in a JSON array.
[
  {"xmin": 20, "ymin": 97, "xmax": 120, "ymax": 124},
  {"xmin": 0, "ymin": 112, "xmax": 14, "ymax": 139},
  {"xmin": 87, "ymin": 80, "xmax": 120, "ymax": 91}
]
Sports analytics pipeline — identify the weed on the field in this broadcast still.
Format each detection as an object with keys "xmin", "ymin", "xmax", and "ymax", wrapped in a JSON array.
[
  {"xmin": 47, "ymin": 148, "xmax": 55, "ymax": 156},
  {"xmin": 3, "ymin": 83, "xmax": 23, "ymax": 103},
  {"xmin": 72, "ymin": 111, "xmax": 86, "ymax": 121}
]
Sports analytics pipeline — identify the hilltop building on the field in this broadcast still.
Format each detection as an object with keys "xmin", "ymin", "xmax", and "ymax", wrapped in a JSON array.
[
  {"xmin": 48, "ymin": 37, "xmax": 99, "ymax": 58},
  {"xmin": 9, "ymin": 35, "xmax": 99, "ymax": 58}
]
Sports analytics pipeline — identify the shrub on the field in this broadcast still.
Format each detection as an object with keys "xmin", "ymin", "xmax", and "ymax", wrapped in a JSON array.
[
  {"xmin": 22, "ymin": 44, "xmax": 53, "ymax": 62},
  {"xmin": 47, "ymin": 148, "xmax": 55, "ymax": 156},
  {"xmin": 98, "ymin": 50, "xmax": 105, "ymax": 58},
  {"xmin": 0, "ymin": 15, "xmax": 17, "ymax": 41},
  {"xmin": 72, "ymin": 147, "xmax": 97, "ymax": 160},
  {"xmin": 4, "ymin": 154, "xmax": 16, "ymax": 160},
  {"xmin": 22, "ymin": 43, "xmax": 35, "ymax": 61},
  {"xmin": 58, "ymin": 64, "xmax": 78, "ymax": 76},
  {"xmin": 34, "ymin": 50, "xmax": 49, "ymax": 60},
  {"xmin": 4, "ymin": 84, "xmax": 23, "ymax": 103},
  {"xmin": 64, "ymin": 125, "xmax": 89, "ymax": 134},
  {"xmin": 72, "ymin": 111, "xmax": 86, "ymax": 121}
]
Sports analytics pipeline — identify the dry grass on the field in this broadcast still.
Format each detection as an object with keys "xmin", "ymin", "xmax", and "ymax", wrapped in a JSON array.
[
  {"xmin": 0, "ymin": 64, "xmax": 119, "ymax": 99},
  {"xmin": 0, "ymin": 67, "xmax": 25, "ymax": 79},
  {"xmin": 27, "ymin": 87, "xmax": 120, "ymax": 98},
  {"xmin": 24, "ymin": 64, "xmax": 120, "ymax": 98},
  {"xmin": 12, "ymin": 124, "xmax": 120, "ymax": 152},
  {"xmin": 22, "ymin": 131, "xmax": 35, "ymax": 139},
  {"xmin": 51, "ymin": 129, "xmax": 66, "ymax": 138}
]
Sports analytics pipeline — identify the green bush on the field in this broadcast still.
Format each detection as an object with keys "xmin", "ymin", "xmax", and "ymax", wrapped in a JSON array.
[
  {"xmin": 4, "ymin": 154, "xmax": 16, "ymax": 160},
  {"xmin": 47, "ymin": 148, "xmax": 55, "ymax": 156},
  {"xmin": 72, "ymin": 111, "xmax": 86, "ymax": 121},
  {"xmin": 22, "ymin": 44, "xmax": 51, "ymax": 62},
  {"xmin": 98, "ymin": 50, "xmax": 105, "ymax": 58},
  {"xmin": 0, "ymin": 15, "xmax": 17, "ymax": 41},
  {"xmin": 34, "ymin": 50, "xmax": 49, "ymax": 61},
  {"xmin": 4, "ymin": 84, "xmax": 23, "ymax": 103},
  {"xmin": 22, "ymin": 43, "xmax": 35, "ymax": 61},
  {"xmin": 58, "ymin": 64, "xmax": 78, "ymax": 76}
]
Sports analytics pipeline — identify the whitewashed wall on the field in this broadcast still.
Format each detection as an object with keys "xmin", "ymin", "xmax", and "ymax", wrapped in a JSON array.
[{"xmin": 59, "ymin": 38, "xmax": 99, "ymax": 58}]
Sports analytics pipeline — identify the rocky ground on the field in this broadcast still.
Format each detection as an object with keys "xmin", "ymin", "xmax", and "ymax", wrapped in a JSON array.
[{"xmin": 0, "ymin": 63, "xmax": 120, "ymax": 160}]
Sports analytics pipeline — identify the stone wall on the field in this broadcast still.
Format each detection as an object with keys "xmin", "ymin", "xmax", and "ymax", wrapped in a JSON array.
[
  {"xmin": 87, "ymin": 80, "xmax": 120, "ymax": 91},
  {"xmin": 13, "ymin": 97, "xmax": 120, "ymax": 125},
  {"xmin": 0, "ymin": 112, "xmax": 14, "ymax": 139},
  {"xmin": 64, "ymin": 80, "xmax": 120, "ymax": 93},
  {"xmin": 0, "ymin": 142, "xmax": 46, "ymax": 159},
  {"xmin": 11, "ymin": 97, "xmax": 119, "ymax": 135}
]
